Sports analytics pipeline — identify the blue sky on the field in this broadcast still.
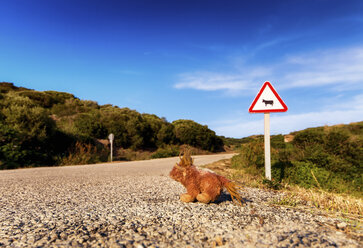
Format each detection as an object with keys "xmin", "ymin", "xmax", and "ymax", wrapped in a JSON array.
[{"xmin": 1, "ymin": 0, "xmax": 363, "ymax": 138}]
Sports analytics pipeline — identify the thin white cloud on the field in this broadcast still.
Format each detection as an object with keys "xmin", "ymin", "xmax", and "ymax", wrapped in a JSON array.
[
  {"xmin": 212, "ymin": 95, "xmax": 363, "ymax": 137},
  {"xmin": 254, "ymin": 35, "xmax": 300, "ymax": 53},
  {"xmin": 175, "ymin": 72, "xmax": 250, "ymax": 92},
  {"xmin": 281, "ymin": 47, "xmax": 363, "ymax": 89},
  {"xmin": 174, "ymin": 46, "xmax": 363, "ymax": 93},
  {"xmin": 175, "ymin": 67, "xmax": 272, "ymax": 94},
  {"xmin": 324, "ymin": 93, "xmax": 363, "ymax": 111},
  {"xmin": 214, "ymin": 109, "xmax": 363, "ymax": 138}
]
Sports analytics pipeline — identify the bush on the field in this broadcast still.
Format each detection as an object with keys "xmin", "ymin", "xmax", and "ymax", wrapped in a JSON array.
[
  {"xmin": 231, "ymin": 123, "xmax": 363, "ymax": 195},
  {"xmin": 231, "ymin": 140, "xmax": 266, "ymax": 170},
  {"xmin": 0, "ymin": 82, "xmax": 27, "ymax": 93},
  {"xmin": 151, "ymin": 145, "xmax": 180, "ymax": 159},
  {"xmin": 220, "ymin": 136, "xmax": 255, "ymax": 148},
  {"xmin": 44, "ymin": 91, "xmax": 76, "ymax": 104},
  {"xmin": 0, "ymin": 90, "xmax": 77, "ymax": 168},
  {"xmin": 74, "ymin": 113, "xmax": 107, "ymax": 139},
  {"xmin": 172, "ymin": 119, "xmax": 224, "ymax": 152},
  {"xmin": 0, "ymin": 124, "xmax": 25, "ymax": 169},
  {"xmin": 293, "ymin": 128, "xmax": 325, "ymax": 149},
  {"xmin": 18, "ymin": 91, "xmax": 55, "ymax": 108},
  {"xmin": 100, "ymin": 107, "xmax": 152, "ymax": 150},
  {"xmin": 0, "ymin": 120, "xmax": 58, "ymax": 168},
  {"xmin": 325, "ymin": 130, "xmax": 350, "ymax": 155},
  {"xmin": 58, "ymin": 142, "xmax": 107, "ymax": 165},
  {"xmin": 157, "ymin": 124, "xmax": 177, "ymax": 146},
  {"xmin": 285, "ymin": 161, "xmax": 319, "ymax": 188},
  {"xmin": 271, "ymin": 135, "xmax": 286, "ymax": 149}
]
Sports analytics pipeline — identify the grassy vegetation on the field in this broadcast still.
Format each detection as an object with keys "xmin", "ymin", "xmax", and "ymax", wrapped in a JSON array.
[
  {"xmin": 204, "ymin": 158, "xmax": 362, "ymax": 218},
  {"xmin": 57, "ymin": 142, "xmax": 108, "ymax": 166},
  {"xmin": 150, "ymin": 145, "xmax": 180, "ymax": 159},
  {"xmin": 231, "ymin": 123, "xmax": 362, "ymax": 197},
  {"xmin": 204, "ymin": 122, "xmax": 362, "ymax": 216},
  {"xmin": 219, "ymin": 136, "xmax": 257, "ymax": 149},
  {"xmin": 0, "ymin": 82, "xmax": 224, "ymax": 169},
  {"xmin": 272, "ymin": 188, "xmax": 362, "ymax": 216}
]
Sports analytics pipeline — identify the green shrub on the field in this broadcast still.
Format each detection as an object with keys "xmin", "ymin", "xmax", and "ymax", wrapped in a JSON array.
[
  {"xmin": 293, "ymin": 128, "xmax": 325, "ymax": 149},
  {"xmin": 151, "ymin": 146, "xmax": 179, "ymax": 159},
  {"xmin": 325, "ymin": 130, "xmax": 350, "ymax": 155},
  {"xmin": 262, "ymin": 179, "xmax": 282, "ymax": 190},
  {"xmin": 0, "ymin": 120, "xmax": 58, "ymax": 168},
  {"xmin": 57, "ymin": 142, "xmax": 107, "ymax": 165},
  {"xmin": 346, "ymin": 122, "xmax": 363, "ymax": 135},
  {"xmin": 284, "ymin": 161, "xmax": 318, "ymax": 188},
  {"xmin": 231, "ymin": 153, "xmax": 245, "ymax": 169},
  {"xmin": 271, "ymin": 160, "xmax": 292, "ymax": 182},
  {"xmin": 157, "ymin": 124, "xmax": 177, "ymax": 146},
  {"xmin": 0, "ymin": 90, "xmax": 77, "ymax": 168},
  {"xmin": 52, "ymin": 100, "xmax": 79, "ymax": 117},
  {"xmin": 0, "ymin": 124, "xmax": 25, "ymax": 169},
  {"xmin": 18, "ymin": 91, "xmax": 55, "ymax": 108},
  {"xmin": 271, "ymin": 134, "xmax": 286, "ymax": 149},
  {"xmin": 3, "ymin": 105, "xmax": 54, "ymax": 139},
  {"xmin": 44, "ymin": 91, "xmax": 76, "ymax": 104},
  {"xmin": 1, "ymin": 92, "xmax": 37, "ymax": 108},
  {"xmin": 100, "ymin": 107, "xmax": 153, "ymax": 150},
  {"xmin": 74, "ymin": 113, "xmax": 107, "ymax": 139},
  {"xmin": 0, "ymin": 82, "xmax": 27, "ymax": 93},
  {"xmin": 231, "ymin": 123, "xmax": 362, "ymax": 196},
  {"xmin": 172, "ymin": 119, "xmax": 223, "ymax": 152},
  {"xmin": 221, "ymin": 136, "xmax": 255, "ymax": 147},
  {"xmin": 302, "ymin": 144, "xmax": 332, "ymax": 168},
  {"xmin": 231, "ymin": 140, "xmax": 266, "ymax": 170}
]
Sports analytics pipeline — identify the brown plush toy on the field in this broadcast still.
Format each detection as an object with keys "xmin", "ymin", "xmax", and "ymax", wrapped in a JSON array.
[{"xmin": 169, "ymin": 149, "xmax": 244, "ymax": 205}]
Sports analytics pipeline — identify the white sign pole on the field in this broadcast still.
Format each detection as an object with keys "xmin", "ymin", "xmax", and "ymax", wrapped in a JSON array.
[
  {"xmin": 110, "ymin": 140, "xmax": 113, "ymax": 162},
  {"xmin": 108, "ymin": 133, "xmax": 114, "ymax": 162},
  {"xmin": 264, "ymin": 113, "xmax": 271, "ymax": 180}
]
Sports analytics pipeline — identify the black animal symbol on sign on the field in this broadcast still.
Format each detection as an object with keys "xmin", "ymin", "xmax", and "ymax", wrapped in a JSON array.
[{"xmin": 262, "ymin": 99, "xmax": 274, "ymax": 106}]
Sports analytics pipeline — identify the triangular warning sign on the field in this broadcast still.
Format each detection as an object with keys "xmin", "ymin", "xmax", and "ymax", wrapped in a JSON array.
[{"xmin": 249, "ymin": 82, "xmax": 288, "ymax": 113}]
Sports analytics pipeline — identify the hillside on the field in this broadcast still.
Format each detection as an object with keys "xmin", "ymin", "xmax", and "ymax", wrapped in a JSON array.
[{"xmin": 0, "ymin": 82, "xmax": 223, "ymax": 169}]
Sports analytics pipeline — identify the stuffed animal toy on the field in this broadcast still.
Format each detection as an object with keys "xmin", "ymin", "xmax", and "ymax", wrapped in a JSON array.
[{"xmin": 169, "ymin": 149, "xmax": 244, "ymax": 205}]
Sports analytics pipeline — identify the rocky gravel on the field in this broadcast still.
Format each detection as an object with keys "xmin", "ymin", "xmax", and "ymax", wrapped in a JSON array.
[{"xmin": 0, "ymin": 154, "xmax": 360, "ymax": 247}]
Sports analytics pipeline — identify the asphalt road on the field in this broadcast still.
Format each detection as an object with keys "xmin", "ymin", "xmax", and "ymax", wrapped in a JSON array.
[{"xmin": 0, "ymin": 154, "xmax": 360, "ymax": 247}]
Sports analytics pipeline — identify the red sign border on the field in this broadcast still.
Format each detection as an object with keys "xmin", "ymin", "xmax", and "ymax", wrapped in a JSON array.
[{"xmin": 249, "ymin": 82, "xmax": 288, "ymax": 113}]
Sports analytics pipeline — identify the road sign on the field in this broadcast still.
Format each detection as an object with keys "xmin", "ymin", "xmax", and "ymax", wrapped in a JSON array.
[
  {"xmin": 249, "ymin": 82, "xmax": 288, "ymax": 180},
  {"xmin": 249, "ymin": 82, "xmax": 288, "ymax": 113}
]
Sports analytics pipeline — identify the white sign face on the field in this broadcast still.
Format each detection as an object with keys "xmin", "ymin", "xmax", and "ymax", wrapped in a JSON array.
[
  {"xmin": 249, "ymin": 82, "xmax": 288, "ymax": 113},
  {"xmin": 108, "ymin": 133, "xmax": 114, "ymax": 141}
]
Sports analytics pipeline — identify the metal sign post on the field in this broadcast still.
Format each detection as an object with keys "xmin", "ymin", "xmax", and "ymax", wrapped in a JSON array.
[
  {"xmin": 108, "ymin": 133, "xmax": 114, "ymax": 162},
  {"xmin": 264, "ymin": 113, "xmax": 271, "ymax": 180},
  {"xmin": 249, "ymin": 82, "xmax": 287, "ymax": 180}
]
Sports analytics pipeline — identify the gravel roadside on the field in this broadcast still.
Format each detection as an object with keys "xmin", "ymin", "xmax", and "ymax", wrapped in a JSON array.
[{"xmin": 0, "ymin": 154, "xmax": 360, "ymax": 247}]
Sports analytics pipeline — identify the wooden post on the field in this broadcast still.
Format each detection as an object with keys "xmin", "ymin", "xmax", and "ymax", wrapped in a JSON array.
[{"xmin": 264, "ymin": 113, "xmax": 271, "ymax": 180}]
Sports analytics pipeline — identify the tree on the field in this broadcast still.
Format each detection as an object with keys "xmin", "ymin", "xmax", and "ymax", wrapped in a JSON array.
[
  {"xmin": 74, "ymin": 113, "xmax": 107, "ymax": 139},
  {"xmin": 172, "ymin": 120, "xmax": 224, "ymax": 152}
]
